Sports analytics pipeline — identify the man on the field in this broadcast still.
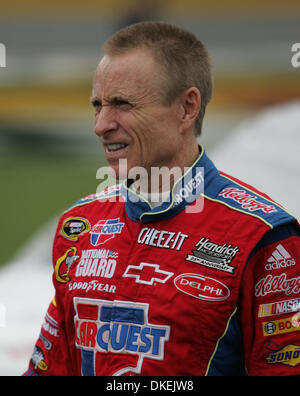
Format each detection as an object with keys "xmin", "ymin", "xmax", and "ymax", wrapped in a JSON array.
[{"xmin": 24, "ymin": 22, "xmax": 300, "ymax": 376}]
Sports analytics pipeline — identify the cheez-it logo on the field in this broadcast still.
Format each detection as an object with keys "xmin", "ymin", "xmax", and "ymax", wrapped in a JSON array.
[{"xmin": 123, "ymin": 263, "xmax": 174, "ymax": 285}]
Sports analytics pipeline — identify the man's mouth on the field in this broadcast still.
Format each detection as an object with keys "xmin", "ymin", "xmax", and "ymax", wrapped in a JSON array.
[{"xmin": 107, "ymin": 143, "xmax": 128, "ymax": 152}]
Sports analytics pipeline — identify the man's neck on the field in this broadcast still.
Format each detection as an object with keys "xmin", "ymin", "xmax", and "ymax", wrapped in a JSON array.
[{"xmin": 132, "ymin": 143, "xmax": 201, "ymax": 196}]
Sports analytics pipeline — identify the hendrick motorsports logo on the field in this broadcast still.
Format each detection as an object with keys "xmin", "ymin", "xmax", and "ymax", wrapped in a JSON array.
[
  {"xmin": 74, "ymin": 298, "xmax": 170, "ymax": 376},
  {"xmin": 186, "ymin": 237, "xmax": 239, "ymax": 274}
]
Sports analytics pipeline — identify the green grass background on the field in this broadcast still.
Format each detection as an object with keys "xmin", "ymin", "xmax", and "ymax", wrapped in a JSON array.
[{"xmin": 0, "ymin": 150, "xmax": 106, "ymax": 267}]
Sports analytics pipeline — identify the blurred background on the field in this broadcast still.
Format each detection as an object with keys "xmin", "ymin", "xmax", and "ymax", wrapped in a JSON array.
[{"xmin": 0, "ymin": 0, "xmax": 299, "ymax": 375}]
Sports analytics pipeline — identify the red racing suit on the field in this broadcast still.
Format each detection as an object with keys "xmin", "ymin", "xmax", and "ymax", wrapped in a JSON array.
[{"xmin": 24, "ymin": 148, "xmax": 300, "ymax": 376}]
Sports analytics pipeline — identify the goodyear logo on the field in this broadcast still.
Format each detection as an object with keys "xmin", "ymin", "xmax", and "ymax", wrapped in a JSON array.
[
  {"xmin": 74, "ymin": 298, "xmax": 170, "ymax": 376},
  {"xmin": 266, "ymin": 344, "xmax": 300, "ymax": 367}
]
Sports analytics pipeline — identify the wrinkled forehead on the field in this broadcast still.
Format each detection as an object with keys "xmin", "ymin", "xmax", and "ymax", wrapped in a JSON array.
[{"xmin": 92, "ymin": 49, "xmax": 164, "ymax": 100}]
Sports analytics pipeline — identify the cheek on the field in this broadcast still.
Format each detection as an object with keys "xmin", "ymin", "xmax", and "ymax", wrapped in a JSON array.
[{"xmin": 120, "ymin": 111, "xmax": 154, "ymax": 145}]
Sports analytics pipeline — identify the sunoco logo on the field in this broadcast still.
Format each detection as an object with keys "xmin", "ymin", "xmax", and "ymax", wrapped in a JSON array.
[{"xmin": 266, "ymin": 344, "xmax": 300, "ymax": 367}]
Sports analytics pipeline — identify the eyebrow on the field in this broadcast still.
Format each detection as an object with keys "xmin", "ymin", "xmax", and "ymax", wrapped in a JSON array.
[
  {"xmin": 90, "ymin": 96, "xmax": 100, "ymax": 105},
  {"xmin": 90, "ymin": 95, "xmax": 132, "ymax": 106}
]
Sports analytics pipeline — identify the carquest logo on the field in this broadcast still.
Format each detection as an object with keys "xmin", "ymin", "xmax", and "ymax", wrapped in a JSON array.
[
  {"xmin": 74, "ymin": 298, "xmax": 170, "ymax": 376},
  {"xmin": 90, "ymin": 218, "xmax": 125, "ymax": 246}
]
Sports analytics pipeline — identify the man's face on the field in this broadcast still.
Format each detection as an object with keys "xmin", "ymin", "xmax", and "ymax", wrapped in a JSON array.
[{"xmin": 91, "ymin": 48, "xmax": 184, "ymax": 180}]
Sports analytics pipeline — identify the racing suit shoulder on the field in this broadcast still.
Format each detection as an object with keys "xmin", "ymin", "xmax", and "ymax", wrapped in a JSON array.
[
  {"xmin": 203, "ymin": 166, "xmax": 295, "ymax": 230},
  {"xmin": 64, "ymin": 183, "xmax": 123, "ymax": 213}
]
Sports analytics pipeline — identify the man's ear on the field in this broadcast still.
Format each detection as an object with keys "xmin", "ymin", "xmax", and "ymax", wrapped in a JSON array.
[{"xmin": 179, "ymin": 87, "xmax": 201, "ymax": 132}]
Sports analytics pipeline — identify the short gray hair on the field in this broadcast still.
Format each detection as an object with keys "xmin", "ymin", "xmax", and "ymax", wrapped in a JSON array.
[{"xmin": 103, "ymin": 21, "xmax": 213, "ymax": 136}]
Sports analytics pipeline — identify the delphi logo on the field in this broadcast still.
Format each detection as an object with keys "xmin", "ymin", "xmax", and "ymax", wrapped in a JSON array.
[
  {"xmin": 74, "ymin": 298, "xmax": 170, "ymax": 376},
  {"xmin": 90, "ymin": 218, "xmax": 125, "ymax": 246}
]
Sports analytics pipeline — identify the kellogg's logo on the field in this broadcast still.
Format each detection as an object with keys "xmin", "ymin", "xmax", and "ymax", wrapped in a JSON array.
[
  {"xmin": 255, "ymin": 273, "xmax": 300, "ymax": 297},
  {"xmin": 74, "ymin": 298, "xmax": 170, "ymax": 376},
  {"xmin": 90, "ymin": 218, "xmax": 125, "ymax": 246},
  {"xmin": 174, "ymin": 273, "xmax": 230, "ymax": 302},
  {"xmin": 219, "ymin": 187, "xmax": 277, "ymax": 213}
]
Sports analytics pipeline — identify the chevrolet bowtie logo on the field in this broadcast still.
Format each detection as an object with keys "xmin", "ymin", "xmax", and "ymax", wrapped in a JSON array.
[{"xmin": 123, "ymin": 262, "xmax": 174, "ymax": 285}]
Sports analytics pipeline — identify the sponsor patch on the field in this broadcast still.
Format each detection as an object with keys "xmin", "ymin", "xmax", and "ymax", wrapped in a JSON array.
[
  {"xmin": 90, "ymin": 218, "xmax": 125, "ymax": 246},
  {"xmin": 185, "ymin": 237, "xmax": 239, "ymax": 274},
  {"xmin": 31, "ymin": 346, "xmax": 48, "ymax": 371},
  {"xmin": 266, "ymin": 344, "xmax": 300, "ymax": 367},
  {"xmin": 68, "ymin": 280, "xmax": 116, "ymax": 294},
  {"xmin": 74, "ymin": 298, "xmax": 170, "ymax": 376},
  {"xmin": 255, "ymin": 273, "xmax": 300, "ymax": 297},
  {"xmin": 263, "ymin": 316, "xmax": 300, "ymax": 336},
  {"xmin": 265, "ymin": 244, "xmax": 296, "ymax": 271},
  {"xmin": 123, "ymin": 262, "xmax": 174, "ymax": 285},
  {"xmin": 75, "ymin": 249, "xmax": 118, "ymax": 279},
  {"xmin": 61, "ymin": 217, "xmax": 90, "ymax": 241},
  {"xmin": 54, "ymin": 247, "xmax": 80, "ymax": 284},
  {"xmin": 137, "ymin": 227, "xmax": 188, "ymax": 251},
  {"xmin": 42, "ymin": 313, "xmax": 59, "ymax": 338},
  {"xmin": 219, "ymin": 187, "xmax": 277, "ymax": 213},
  {"xmin": 258, "ymin": 298, "xmax": 300, "ymax": 318},
  {"xmin": 174, "ymin": 273, "xmax": 230, "ymax": 302}
]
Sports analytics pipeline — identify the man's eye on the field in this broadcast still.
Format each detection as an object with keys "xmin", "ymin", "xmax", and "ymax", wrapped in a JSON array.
[{"xmin": 113, "ymin": 100, "xmax": 133, "ymax": 111}]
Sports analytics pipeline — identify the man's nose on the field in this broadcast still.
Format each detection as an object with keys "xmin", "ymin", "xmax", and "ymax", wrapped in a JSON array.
[{"xmin": 94, "ymin": 106, "xmax": 118, "ymax": 137}]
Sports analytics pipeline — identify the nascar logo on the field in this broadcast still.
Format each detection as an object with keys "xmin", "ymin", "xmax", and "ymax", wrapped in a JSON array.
[
  {"xmin": 74, "ymin": 298, "xmax": 170, "ymax": 376},
  {"xmin": 90, "ymin": 218, "xmax": 125, "ymax": 246}
]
